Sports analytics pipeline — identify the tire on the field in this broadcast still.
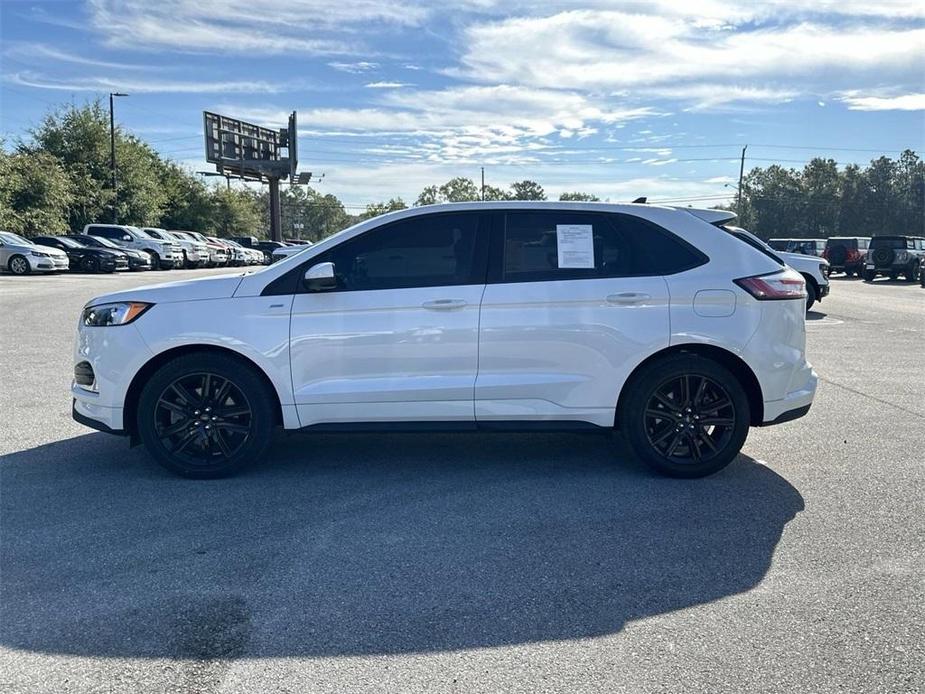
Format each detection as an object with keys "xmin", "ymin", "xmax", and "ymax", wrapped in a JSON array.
[
  {"xmin": 888, "ymin": 272, "xmax": 898, "ymax": 281},
  {"xmin": 83, "ymin": 255, "xmax": 101, "ymax": 274},
  {"xmin": 136, "ymin": 353, "xmax": 276, "ymax": 478},
  {"xmin": 863, "ymin": 270, "xmax": 875, "ymax": 282},
  {"xmin": 804, "ymin": 278, "xmax": 817, "ymax": 312},
  {"xmin": 8, "ymin": 254, "xmax": 30, "ymax": 275},
  {"xmin": 844, "ymin": 268, "xmax": 854, "ymax": 278},
  {"xmin": 905, "ymin": 263, "xmax": 919, "ymax": 283},
  {"xmin": 618, "ymin": 354, "xmax": 751, "ymax": 478}
]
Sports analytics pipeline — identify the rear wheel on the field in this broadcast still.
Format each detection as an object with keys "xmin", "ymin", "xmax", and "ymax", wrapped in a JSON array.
[
  {"xmin": 905, "ymin": 263, "xmax": 919, "ymax": 282},
  {"xmin": 8, "ymin": 254, "xmax": 30, "ymax": 275},
  {"xmin": 863, "ymin": 270, "xmax": 876, "ymax": 282},
  {"xmin": 619, "ymin": 355, "xmax": 750, "ymax": 478},
  {"xmin": 137, "ymin": 353, "xmax": 276, "ymax": 478}
]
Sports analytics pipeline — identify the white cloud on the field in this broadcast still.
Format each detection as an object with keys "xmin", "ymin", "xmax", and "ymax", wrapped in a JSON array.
[
  {"xmin": 365, "ymin": 82, "xmax": 413, "ymax": 89},
  {"xmin": 85, "ymin": 0, "xmax": 429, "ymax": 55},
  {"xmin": 4, "ymin": 43, "xmax": 156, "ymax": 70},
  {"xmin": 453, "ymin": 10, "xmax": 925, "ymax": 108},
  {"xmin": 8, "ymin": 71, "xmax": 283, "ymax": 94},
  {"xmin": 838, "ymin": 92, "xmax": 925, "ymax": 111},
  {"xmin": 329, "ymin": 61, "xmax": 380, "ymax": 73}
]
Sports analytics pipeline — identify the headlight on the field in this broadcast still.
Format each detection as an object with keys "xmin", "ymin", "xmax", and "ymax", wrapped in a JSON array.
[
  {"xmin": 31, "ymin": 250, "xmax": 50, "ymax": 257},
  {"xmin": 82, "ymin": 302, "xmax": 153, "ymax": 327}
]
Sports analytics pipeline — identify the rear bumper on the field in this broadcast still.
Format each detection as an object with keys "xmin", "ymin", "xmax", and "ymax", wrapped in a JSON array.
[{"xmin": 761, "ymin": 368, "xmax": 817, "ymax": 425}]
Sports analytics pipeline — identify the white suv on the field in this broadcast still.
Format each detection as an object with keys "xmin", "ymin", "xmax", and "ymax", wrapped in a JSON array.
[
  {"xmin": 82, "ymin": 224, "xmax": 182, "ymax": 270},
  {"xmin": 72, "ymin": 202, "xmax": 817, "ymax": 479}
]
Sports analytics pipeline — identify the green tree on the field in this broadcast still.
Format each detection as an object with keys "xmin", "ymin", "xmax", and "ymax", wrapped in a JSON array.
[
  {"xmin": 509, "ymin": 180, "xmax": 546, "ymax": 200},
  {"xmin": 800, "ymin": 158, "xmax": 840, "ymax": 236},
  {"xmin": 0, "ymin": 150, "xmax": 72, "ymax": 235},
  {"xmin": 415, "ymin": 185, "xmax": 440, "ymax": 206},
  {"xmin": 275, "ymin": 186, "xmax": 349, "ymax": 241},
  {"xmin": 559, "ymin": 191, "xmax": 600, "ymax": 201},
  {"xmin": 439, "ymin": 177, "xmax": 480, "ymax": 202},
  {"xmin": 157, "ymin": 164, "xmax": 215, "ymax": 232},
  {"xmin": 359, "ymin": 197, "xmax": 407, "ymax": 221},
  {"xmin": 28, "ymin": 101, "xmax": 168, "ymax": 230},
  {"xmin": 481, "ymin": 184, "xmax": 510, "ymax": 201},
  {"xmin": 211, "ymin": 187, "xmax": 264, "ymax": 237}
]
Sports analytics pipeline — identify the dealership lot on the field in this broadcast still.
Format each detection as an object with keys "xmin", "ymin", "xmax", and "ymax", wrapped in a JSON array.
[{"xmin": 0, "ymin": 270, "xmax": 922, "ymax": 693}]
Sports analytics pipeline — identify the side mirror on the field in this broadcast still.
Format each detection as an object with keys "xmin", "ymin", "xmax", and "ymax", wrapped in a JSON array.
[
  {"xmin": 122, "ymin": 235, "xmax": 131, "ymax": 242},
  {"xmin": 303, "ymin": 261, "xmax": 337, "ymax": 291}
]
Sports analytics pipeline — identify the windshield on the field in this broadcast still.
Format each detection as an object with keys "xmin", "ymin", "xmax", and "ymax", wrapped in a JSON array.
[
  {"xmin": 190, "ymin": 232, "xmax": 208, "ymax": 242},
  {"xmin": 170, "ymin": 232, "xmax": 192, "ymax": 241},
  {"xmin": 0, "ymin": 231, "xmax": 33, "ymax": 245},
  {"xmin": 88, "ymin": 236, "xmax": 120, "ymax": 249},
  {"xmin": 144, "ymin": 229, "xmax": 166, "ymax": 240},
  {"xmin": 51, "ymin": 236, "xmax": 82, "ymax": 248},
  {"xmin": 129, "ymin": 226, "xmax": 150, "ymax": 238},
  {"xmin": 825, "ymin": 238, "xmax": 858, "ymax": 250}
]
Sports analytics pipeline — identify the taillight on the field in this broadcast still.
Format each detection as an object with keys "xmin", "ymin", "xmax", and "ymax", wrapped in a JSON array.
[
  {"xmin": 847, "ymin": 249, "xmax": 860, "ymax": 262},
  {"xmin": 734, "ymin": 268, "xmax": 806, "ymax": 300}
]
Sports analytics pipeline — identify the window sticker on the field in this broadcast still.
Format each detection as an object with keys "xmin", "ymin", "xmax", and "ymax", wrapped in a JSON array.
[{"xmin": 556, "ymin": 224, "xmax": 595, "ymax": 268}]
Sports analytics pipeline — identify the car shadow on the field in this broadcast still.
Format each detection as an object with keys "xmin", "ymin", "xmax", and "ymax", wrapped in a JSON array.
[
  {"xmin": 806, "ymin": 309, "xmax": 828, "ymax": 320},
  {"xmin": 1, "ymin": 431, "xmax": 803, "ymax": 660}
]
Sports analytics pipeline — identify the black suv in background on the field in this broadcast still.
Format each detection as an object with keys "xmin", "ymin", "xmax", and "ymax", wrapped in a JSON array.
[
  {"xmin": 863, "ymin": 236, "xmax": 925, "ymax": 282},
  {"xmin": 823, "ymin": 237, "xmax": 870, "ymax": 276},
  {"xmin": 32, "ymin": 235, "xmax": 129, "ymax": 273}
]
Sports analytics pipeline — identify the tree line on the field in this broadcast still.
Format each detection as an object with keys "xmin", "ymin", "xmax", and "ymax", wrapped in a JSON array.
[{"xmin": 1, "ymin": 101, "xmax": 921, "ymax": 242}]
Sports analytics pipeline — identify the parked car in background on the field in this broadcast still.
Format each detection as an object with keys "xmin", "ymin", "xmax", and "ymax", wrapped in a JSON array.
[
  {"xmin": 223, "ymin": 238, "xmax": 264, "ymax": 265},
  {"xmin": 231, "ymin": 236, "xmax": 287, "ymax": 263},
  {"xmin": 271, "ymin": 242, "xmax": 313, "ymax": 263},
  {"xmin": 81, "ymin": 224, "xmax": 180, "ymax": 270},
  {"xmin": 823, "ymin": 237, "xmax": 870, "ymax": 276},
  {"xmin": 180, "ymin": 231, "xmax": 229, "ymax": 266},
  {"xmin": 768, "ymin": 239, "xmax": 826, "ymax": 256},
  {"xmin": 724, "ymin": 226, "xmax": 830, "ymax": 311},
  {"xmin": 72, "ymin": 202, "xmax": 816, "ymax": 480},
  {"xmin": 920, "ymin": 259, "xmax": 925, "ymax": 288},
  {"xmin": 144, "ymin": 228, "xmax": 209, "ymax": 268},
  {"xmin": 0, "ymin": 231, "xmax": 69, "ymax": 274},
  {"xmin": 32, "ymin": 235, "xmax": 128, "ymax": 273},
  {"xmin": 206, "ymin": 236, "xmax": 247, "ymax": 266},
  {"xmin": 863, "ymin": 235, "xmax": 925, "ymax": 282},
  {"xmin": 70, "ymin": 234, "xmax": 153, "ymax": 271},
  {"xmin": 767, "ymin": 238, "xmax": 791, "ymax": 251}
]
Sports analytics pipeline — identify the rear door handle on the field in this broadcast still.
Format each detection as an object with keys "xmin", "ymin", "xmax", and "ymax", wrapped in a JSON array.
[
  {"xmin": 606, "ymin": 292, "xmax": 651, "ymax": 305},
  {"xmin": 422, "ymin": 299, "xmax": 468, "ymax": 310}
]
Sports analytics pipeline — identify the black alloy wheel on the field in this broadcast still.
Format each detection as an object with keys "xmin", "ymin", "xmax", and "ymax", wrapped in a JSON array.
[
  {"xmin": 643, "ymin": 374, "xmax": 736, "ymax": 465},
  {"xmin": 154, "ymin": 372, "xmax": 253, "ymax": 466},
  {"xmin": 619, "ymin": 354, "xmax": 750, "ymax": 478},
  {"xmin": 84, "ymin": 255, "xmax": 101, "ymax": 273},
  {"xmin": 137, "ymin": 353, "xmax": 276, "ymax": 478}
]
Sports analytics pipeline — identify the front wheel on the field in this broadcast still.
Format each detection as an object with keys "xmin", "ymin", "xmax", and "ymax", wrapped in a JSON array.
[
  {"xmin": 619, "ymin": 355, "xmax": 750, "ymax": 478},
  {"xmin": 905, "ymin": 263, "xmax": 919, "ymax": 282},
  {"xmin": 8, "ymin": 254, "xmax": 30, "ymax": 275},
  {"xmin": 137, "ymin": 353, "xmax": 276, "ymax": 478},
  {"xmin": 804, "ymin": 279, "xmax": 817, "ymax": 312}
]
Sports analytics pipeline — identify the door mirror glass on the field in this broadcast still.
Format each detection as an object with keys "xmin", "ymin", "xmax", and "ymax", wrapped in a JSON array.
[{"xmin": 303, "ymin": 262, "xmax": 337, "ymax": 291}]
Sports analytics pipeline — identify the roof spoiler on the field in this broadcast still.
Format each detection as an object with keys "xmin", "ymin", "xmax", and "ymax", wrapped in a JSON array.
[{"xmin": 679, "ymin": 207, "xmax": 738, "ymax": 226}]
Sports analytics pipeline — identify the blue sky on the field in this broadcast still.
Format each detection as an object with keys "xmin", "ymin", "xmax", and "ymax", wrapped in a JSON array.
[{"xmin": 1, "ymin": 1, "xmax": 923, "ymax": 212}]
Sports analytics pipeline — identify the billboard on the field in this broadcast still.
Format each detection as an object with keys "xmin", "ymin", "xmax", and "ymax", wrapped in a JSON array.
[{"xmin": 203, "ymin": 111, "xmax": 290, "ymax": 181}]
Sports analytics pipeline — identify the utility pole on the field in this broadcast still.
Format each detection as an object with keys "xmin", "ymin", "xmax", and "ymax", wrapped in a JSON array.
[
  {"xmin": 109, "ymin": 93, "xmax": 128, "ymax": 224},
  {"xmin": 481, "ymin": 167, "xmax": 485, "ymax": 201},
  {"xmin": 737, "ymin": 145, "xmax": 748, "ymax": 218}
]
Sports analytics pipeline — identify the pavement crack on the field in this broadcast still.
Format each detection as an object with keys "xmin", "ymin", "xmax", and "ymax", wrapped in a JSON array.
[{"xmin": 819, "ymin": 376, "xmax": 925, "ymax": 421}]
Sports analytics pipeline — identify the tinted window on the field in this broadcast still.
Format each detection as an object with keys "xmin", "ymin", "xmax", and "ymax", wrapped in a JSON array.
[
  {"xmin": 870, "ymin": 237, "xmax": 907, "ymax": 250},
  {"xmin": 313, "ymin": 212, "xmax": 483, "ymax": 291},
  {"xmin": 499, "ymin": 211, "xmax": 704, "ymax": 283},
  {"xmin": 768, "ymin": 240, "xmax": 789, "ymax": 251}
]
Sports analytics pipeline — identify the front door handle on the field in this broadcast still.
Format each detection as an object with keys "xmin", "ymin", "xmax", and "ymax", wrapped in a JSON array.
[
  {"xmin": 422, "ymin": 299, "xmax": 468, "ymax": 310},
  {"xmin": 606, "ymin": 292, "xmax": 651, "ymax": 305}
]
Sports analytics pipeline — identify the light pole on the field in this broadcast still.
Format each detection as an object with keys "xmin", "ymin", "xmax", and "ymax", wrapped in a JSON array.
[{"xmin": 109, "ymin": 92, "xmax": 128, "ymax": 223}]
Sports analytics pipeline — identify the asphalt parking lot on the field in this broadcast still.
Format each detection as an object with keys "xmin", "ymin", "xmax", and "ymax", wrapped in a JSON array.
[{"xmin": 1, "ymin": 269, "xmax": 922, "ymax": 694}]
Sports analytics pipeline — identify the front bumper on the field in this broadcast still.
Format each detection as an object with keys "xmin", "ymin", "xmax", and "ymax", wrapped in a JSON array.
[
  {"xmin": 819, "ymin": 283, "xmax": 830, "ymax": 299},
  {"xmin": 72, "ymin": 398, "xmax": 125, "ymax": 435}
]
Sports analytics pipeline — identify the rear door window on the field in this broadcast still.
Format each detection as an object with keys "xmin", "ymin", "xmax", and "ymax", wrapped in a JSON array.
[{"xmin": 497, "ymin": 211, "xmax": 705, "ymax": 283}]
